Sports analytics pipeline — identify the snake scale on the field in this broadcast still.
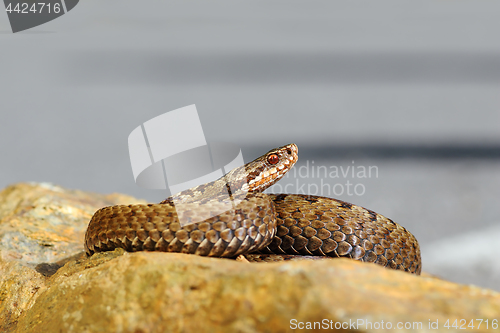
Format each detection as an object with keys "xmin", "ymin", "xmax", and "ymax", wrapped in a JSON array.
[{"xmin": 85, "ymin": 144, "xmax": 421, "ymax": 274}]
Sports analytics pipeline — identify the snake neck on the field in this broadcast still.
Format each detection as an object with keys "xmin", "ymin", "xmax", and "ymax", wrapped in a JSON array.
[{"xmin": 161, "ymin": 143, "xmax": 298, "ymax": 204}]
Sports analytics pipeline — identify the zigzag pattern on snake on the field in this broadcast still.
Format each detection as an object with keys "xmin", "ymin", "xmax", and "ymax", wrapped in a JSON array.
[{"xmin": 85, "ymin": 143, "xmax": 421, "ymax": 274}]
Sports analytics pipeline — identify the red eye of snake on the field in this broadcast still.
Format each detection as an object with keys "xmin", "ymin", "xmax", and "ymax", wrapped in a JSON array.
[{"xmin": 267, "ymin": 153, "xmax": 279, "ymax": 165}]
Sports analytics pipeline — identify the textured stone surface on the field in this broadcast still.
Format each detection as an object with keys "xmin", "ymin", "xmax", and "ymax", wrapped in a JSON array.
[
  {"xmin": 1, "ymin": 183, "xmax": 500, "ymax": 333},
  {"xmin": 0, "ymin": 182, "xmax": 145, "ymax": 264},
  {"xmin": 11, "ymin": 251, "xmax": 500, "ymax": 333},
  {"xmin": 0, "ymin": 182, "xmax": 144, "ymax": 331}
]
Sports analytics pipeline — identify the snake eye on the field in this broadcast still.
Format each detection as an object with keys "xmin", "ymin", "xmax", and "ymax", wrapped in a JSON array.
[
  {"xmin": 267, "ymin": 153, "xmax": 279, "ymax": 165},
  {"xmin": 286, "ymin": 148, "xmax": 292, "ymax": 155}
]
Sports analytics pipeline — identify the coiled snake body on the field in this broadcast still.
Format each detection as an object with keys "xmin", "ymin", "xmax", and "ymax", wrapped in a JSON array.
[{"xmin": 85, "ymin": 144, "xmax": 421, "ymax": 274}]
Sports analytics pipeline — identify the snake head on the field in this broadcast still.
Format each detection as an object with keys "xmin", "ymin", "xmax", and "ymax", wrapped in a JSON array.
[
  {"xmin": 243, "ymin": 143, "xmax": 298, "ymax": 193},
  {"xmin": 166, "ymin": 143, "xmax": 298, "ymax": 203}
]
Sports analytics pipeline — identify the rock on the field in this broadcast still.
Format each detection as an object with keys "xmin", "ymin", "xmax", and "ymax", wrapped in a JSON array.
[
  {"xmin": 0, "ymin": 182, "xmax": 145, "ymax": 264},
  {"xmin": 1, "ymin": 182, "xmax": 500, "ymax": 333},
  {"xmin": 0, "ymin": 182, "xmax": 144, "ymax": 331}
]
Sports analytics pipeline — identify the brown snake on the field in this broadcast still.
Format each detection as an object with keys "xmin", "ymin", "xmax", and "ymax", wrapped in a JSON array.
[{"xmin": 85, "ymin": 144, "xmax": 421, "ymax": 274}]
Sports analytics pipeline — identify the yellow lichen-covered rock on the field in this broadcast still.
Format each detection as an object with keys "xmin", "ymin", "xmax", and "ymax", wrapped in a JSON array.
[
  {"xmin": 0, "ymin": 182, "xmax": 145, "ymax": 331},
  {"xmin": 0, "ymin": 182, "xmax": 145, "ymax": 264},
  {"xmin": 13, "ymin": 251, "xmax": 500, "ymax": 333},
  {"xmin": 1, "ymin": 183, "xmax": 500, "ymax": 333}
]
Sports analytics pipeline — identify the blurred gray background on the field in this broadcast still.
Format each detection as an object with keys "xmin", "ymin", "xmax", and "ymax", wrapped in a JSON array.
[{"xmin": 1, "ymin": 1, "xmax": 499, "ymax": 290}]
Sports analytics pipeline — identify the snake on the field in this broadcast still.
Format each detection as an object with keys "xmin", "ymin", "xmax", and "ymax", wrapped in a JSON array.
[{"xmin": 85, "ymin": 143, "xmax": 421, "ymax": 275}]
